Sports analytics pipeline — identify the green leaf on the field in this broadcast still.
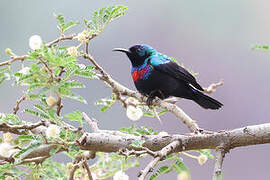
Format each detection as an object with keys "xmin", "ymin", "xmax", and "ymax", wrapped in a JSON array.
[
  {"xmin": 64, "ymin": 93, "xmax": 87, "ymax": 104},
  {"xmin": 84, "ymin": 5, "xmax": 128, "ymax": 37},
  {"xmin": 150, "ymin": 166, "xmax": 171, "ymax": 180},
  {"xmin": 173, "ymin": 159, "xmax": 189, "ymax": 173},
  {"xmin": 64, "ymin": 111, "xmax": 84, "ymax": 125},
  {"xmin": 14, "ymin": 135, "xmax": 37, "ymax": 145},
  {"xmin": 0, "ymin": 114, "xmax": 21, "ymax": 125},
  {"xmin": 74, "ymin": 65, "xmax": 96, "ymax": 79},
  {"xmin": 120, "ymin": 125, "xmax": 157, "ymax": 136},
  {"xmin": 252, "ymin": 44, "xmax": 270, "ymax": 50},
  {"xmin": 95, "ymin": 94, "xmax": 116, "ymax": 112},
  {"xmin": 197, "ymin": 149, "xmax": 214, "ymax": 159},
  {"xmin": 55, "ymin": 13, "xmax": 79, "ymax": 33}
]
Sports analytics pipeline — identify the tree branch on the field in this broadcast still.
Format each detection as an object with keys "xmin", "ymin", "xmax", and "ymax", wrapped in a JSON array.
[
  {"xmin": 13, "ymin": 95, "xmax": 26, "ymax": 114},
  {"xmin": 138, "ymin": 141, "xmax": 180, "ymax": 180},
  {"xmin": 0, "ymin": 55, "xmax": 28, "ymax": 67},
  {"xmin": 213, "ymin": 145, "xmax": 226, "ymax": 180},
  {"xmin": 0, "ymin": 34, "xmax": 75, "ymax": 67},
  {"xmin": 46, "ymin": 34, "xmax": 75, "ymax": 47},
  {"xmin": 78, "ymin": 123, "xmax": 270, "ymax": 153}
]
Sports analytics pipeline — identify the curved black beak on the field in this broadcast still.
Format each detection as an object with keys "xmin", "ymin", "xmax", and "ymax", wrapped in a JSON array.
[{"xmin": 112, "ymin": 48, "xmax": 131, "ymax": 54}]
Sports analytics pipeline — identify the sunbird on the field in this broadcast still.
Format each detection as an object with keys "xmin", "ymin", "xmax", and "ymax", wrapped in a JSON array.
[{"xmin": 113, "ymin": 44, "xmax": 223, "ymax": 109}]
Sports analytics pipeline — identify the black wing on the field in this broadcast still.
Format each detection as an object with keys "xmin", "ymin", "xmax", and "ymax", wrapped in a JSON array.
[{"xmin": 150, "ymin": 58, "xmax": 204, "ymax": 91}]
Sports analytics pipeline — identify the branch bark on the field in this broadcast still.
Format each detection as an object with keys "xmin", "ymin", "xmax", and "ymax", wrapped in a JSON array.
[
  {"xmin": 78, "ymin": 123, "xmax": 270, "ymax": 153},
  {"xmin": 213, "ymin": 146, "xmax": 226, "ymax": 180}
]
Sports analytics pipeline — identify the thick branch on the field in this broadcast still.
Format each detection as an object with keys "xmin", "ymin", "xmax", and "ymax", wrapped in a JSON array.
[
  {"xmin": 0, "ymin": 121, "xmax": 45, "ymax": 135},
  {"xmin": 79, "ymin": 123, "xmax": 270, "ymax": 153}
]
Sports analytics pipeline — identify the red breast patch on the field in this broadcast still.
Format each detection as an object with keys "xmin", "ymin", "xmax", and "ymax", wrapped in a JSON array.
[{"xmin": 132, "ymin": 66, "xmax": 149, "ymax": 82}]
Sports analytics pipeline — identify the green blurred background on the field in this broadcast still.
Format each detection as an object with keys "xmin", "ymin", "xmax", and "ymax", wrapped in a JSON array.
[{"xmin": 1, "ymin": 0, "xmax": 270, "ymax": 179}]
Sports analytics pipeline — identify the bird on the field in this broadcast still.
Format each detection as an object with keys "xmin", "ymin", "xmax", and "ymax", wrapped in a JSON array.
[{"xmin": 113, "ymin": 44, "xmax": 223, "ymax": 110}]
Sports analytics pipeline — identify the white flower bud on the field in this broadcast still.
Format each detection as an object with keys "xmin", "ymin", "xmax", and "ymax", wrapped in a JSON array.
[
  {"xmin": 0, "ymin": 143, "xmax": 14, "ymax": 158},
  {"xmin": 67, "ymin": 46, "xmax": 78, "ymax": 57},
  {"xmin": 177, "ymin": 171, "xmax": 190, "ymax": 180},
  {"xmin": 46, "ymin": 96, "xmax": 57, "ymax": 107},
  {"xmin": 3, "ymin": 133, "xmax": 12, "ymax": 143},
  {"xmin": 77, "ymin": 32, "xmax": 87, "ymax": 42},
  {"xmin": 113, "ymin": 171, "xmax": 129, "ymax": 180},
  {"xmin": 126, "ymin": 105, "xmax": 143, "ymax": 121},
  {"xmin": 46, "ymin": 124, "xmax": 61, "ymax": 139},
  {"xmin": 66, "ymin": 162, "xmax": 73, "ymax": 170},
  {"xmin": 197, "ymin": 154, "xmax": 208, "ymax": 165},
  {"xmin": 29, "ymin": 35, "xmax": 42, "ymax": 50}
]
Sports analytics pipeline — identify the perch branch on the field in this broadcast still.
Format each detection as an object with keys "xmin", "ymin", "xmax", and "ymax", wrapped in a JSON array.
[
  {"xmin": 83, "ymin": 53, "xmax": 200, "ymax": 132},
  {"xmin": 78, "ymin": 123, "xmax": 270, "ymax": 153}
]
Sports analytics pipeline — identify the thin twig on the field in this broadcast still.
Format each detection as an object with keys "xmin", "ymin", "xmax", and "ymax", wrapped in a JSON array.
[
  {"xmin": 69, "ymin": 163, "xmax": 80, "ymax": 180},
  {"xmin": 213, "ymin": 145, "xmax": 226, "ymax": 180},
  {"xmin": 46, "ymin": 34, "xmax": 75, "ymax": 47},
  {"xmin": 0, "ymin": 34, "xmax": 74, "ymax": 67},
  {"xmin": 204, "ymin": 80, "xmax": 224, "ymax": 94},
  {"xmin": 38, "ymin": 57, "xmax": 54, "ymax": 79},
  {"xmin": 83, "ymin": 160, "xmax": 93, "ymax": 180},
  {"xmin": 56, "ymin": 95, "xmax": 63, "ymax": 116},
  {"xmin": 82, "ymin": 112, "xmax": 100, "ymax": 132},
  {"xmin": 13, "ymin": 95, "xmax": 26, "ymax": 114},
  {"xmin": 0, "ymin": 55, "xmax": 28, "ymax": 67},
  {"xmin": 138, "ymin": 140, "xmax": 180, "ymax": 180}
]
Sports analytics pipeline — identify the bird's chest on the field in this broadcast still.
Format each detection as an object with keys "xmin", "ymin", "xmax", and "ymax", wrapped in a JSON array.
[
  {"xmin": 132, "ymin": 67, "xmax": 176, "ymax": 97},
  {"xmin": 131, "ymin": 64, "xmax": 153, "ymax": 83}
]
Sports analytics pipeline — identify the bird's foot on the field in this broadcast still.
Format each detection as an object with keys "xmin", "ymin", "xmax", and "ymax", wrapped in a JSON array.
[
  {"xmin": 146, "ymin": 96, "xmax": 154, "ymax": 107},
  {"xmin": 146, "ymin": 89, "xmax": 165, "ymax": 107}
]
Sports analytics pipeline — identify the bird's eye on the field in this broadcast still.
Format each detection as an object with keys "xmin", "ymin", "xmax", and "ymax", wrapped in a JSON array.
[{"xmin": 136, "ymin": 49, "xmax": 141, "ymax": 53}]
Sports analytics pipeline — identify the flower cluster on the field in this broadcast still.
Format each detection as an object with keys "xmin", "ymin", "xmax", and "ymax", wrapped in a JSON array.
[
  {"xmin": 67, "ymin": 46, "xmax": 78, "ymax": 57},
  {"xmin": 29, "ymin": 35, "xmax": 42, "ymax": 50},
  {"xmin": 46, "ymin": 124, "xmax": 61, "ymax": 139},
  {"xmin": 0, "ymin": 133, "xmax": 18, "ymax": 158},
  {"xmin": 197, "ymin": 154, "xmax": 208, "ymax": 165},
  {"xmin": 126, "ymin": 105, "xmax": 143, "ymax": 121}
]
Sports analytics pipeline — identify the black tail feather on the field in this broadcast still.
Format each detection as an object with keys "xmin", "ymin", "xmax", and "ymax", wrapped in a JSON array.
[{"xmin": 193, "ymin": 90, "xmax": 223, "ymax": 110}]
